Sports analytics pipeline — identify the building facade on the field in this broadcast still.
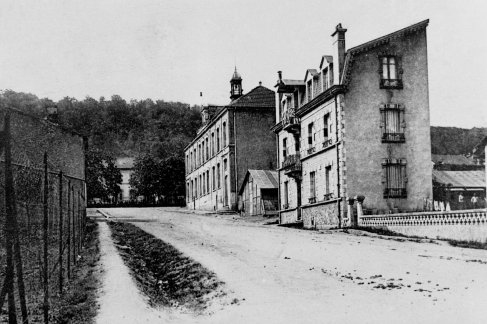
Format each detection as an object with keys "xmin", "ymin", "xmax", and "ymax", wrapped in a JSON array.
[
  {"xmin": 184, "ymin": 70, "xmax": 276, "ymax": 211},
  {"xmin": 273, "ymin": 20, "xmax": 432, "ymax": 228},
  {"xmin": 116, "ymin": 157, "xmax": 135, "ymax": 202}
]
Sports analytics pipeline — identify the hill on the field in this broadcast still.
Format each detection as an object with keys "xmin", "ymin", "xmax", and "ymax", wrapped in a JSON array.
[{"xmin": 430, "ymin": 126, "xmax": 487, "ymax": 155}]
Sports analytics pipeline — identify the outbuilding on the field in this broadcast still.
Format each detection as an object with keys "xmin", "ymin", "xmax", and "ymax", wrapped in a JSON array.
[{"xmin": 238, "ymin": 170, "xmax": 278, "ymax": 216}]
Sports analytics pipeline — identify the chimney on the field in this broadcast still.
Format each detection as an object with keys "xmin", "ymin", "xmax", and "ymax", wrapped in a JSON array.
[{"xmin": 331, "ymin": 23, "xmax": 347, "ymax": 84}]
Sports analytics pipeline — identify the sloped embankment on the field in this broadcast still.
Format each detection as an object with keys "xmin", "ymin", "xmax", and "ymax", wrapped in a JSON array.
[{"xmin": 108, "ymin": 221, "xmax": 227, "ymax": 314}]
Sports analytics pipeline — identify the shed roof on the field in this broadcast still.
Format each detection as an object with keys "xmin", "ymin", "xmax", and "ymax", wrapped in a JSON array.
[
  {"xmin": 432, "ymin": 170, "xmax": 486, "ymax": 188},
  {"xmin": 229, "ymin": 85, "xmax": 275, "ymax": 108},
  {"xmin": 432, "ymin": 154, "xmax": 475, "ymax": 165},
  {"xmin": 239, "ymin": 169, "xmax": 278, "ymax": 194}
]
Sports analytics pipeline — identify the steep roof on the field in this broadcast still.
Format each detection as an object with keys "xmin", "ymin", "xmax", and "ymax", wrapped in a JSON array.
[
  {"xmin": 239, "ymin": 169, "xmax": 278, "ymax": 194},
  {"xmin": 433, "ymin": 170, "xmax": 486, "ymax": 188},
  {"xmin": 341, "ymin": 19, "xmax": 429, "ymax": 85},
  {"xmin": 116, "ymin": 157, "xmax": 135, "ymax": 169},
  {"xmin": 229, "ymin": 85, "xmax": 275, "ymax": 108},
  {"xmin": 432, "ymin": 154, "xmax": 475, "ymax": 165}
]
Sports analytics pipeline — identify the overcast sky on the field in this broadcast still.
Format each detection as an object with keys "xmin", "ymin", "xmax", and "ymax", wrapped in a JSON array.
[{"xmin": 0, "ymin": 0, "xmax": 486, "ymax": 128}]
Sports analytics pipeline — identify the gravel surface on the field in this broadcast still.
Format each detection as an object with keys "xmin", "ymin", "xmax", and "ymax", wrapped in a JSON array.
[{"xmin": 97, "ymin": 207, "xmax": 487, "ymax": 324}]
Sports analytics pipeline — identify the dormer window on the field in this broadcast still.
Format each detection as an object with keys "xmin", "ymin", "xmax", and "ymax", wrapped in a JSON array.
[
  {"xmin": 322, "ymin": 68, "xmax": 329, "ymax": 91},
  {"xmin": 379, "ymin": 55, "xmax": 403, "ymax": 89},
  {"xmin": 307, "ymin": 80, "xmax": 312, "ymax": 101}
]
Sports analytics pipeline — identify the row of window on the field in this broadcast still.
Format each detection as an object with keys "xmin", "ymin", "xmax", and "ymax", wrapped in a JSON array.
[
  {"xmin": 282, "ymin": 158, "xmax": 407, "ymax": 209},
  {"xmin": 186, "ymin": 122, "xmax": 228, "ymax": 174},
  {"xmin": 186, "ymin": 159, "xmax": 227, "ymax": 200}
]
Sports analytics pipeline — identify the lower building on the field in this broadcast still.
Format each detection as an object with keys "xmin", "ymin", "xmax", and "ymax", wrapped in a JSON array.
[{"xmin": 238, "ymin": 169, "xmax": 278, "ymax": 216}]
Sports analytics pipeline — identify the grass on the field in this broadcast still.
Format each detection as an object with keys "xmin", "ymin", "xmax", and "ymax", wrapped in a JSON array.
[
  {"xmin": 50, "ymin": 218, "xmax": 101, "ymax": 324},
  {"xmin": 446, "ymin": 239, "xmax": 487, "ymax": 250},
  {"xmin": 108, "ymin": 221, "xmax": 227, "ymax": 313}
]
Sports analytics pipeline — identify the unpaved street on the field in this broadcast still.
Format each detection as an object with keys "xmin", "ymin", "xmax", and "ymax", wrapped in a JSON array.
[{"xmin": 99, "ymin": 207, "xmax": 487, "ymax": 324}]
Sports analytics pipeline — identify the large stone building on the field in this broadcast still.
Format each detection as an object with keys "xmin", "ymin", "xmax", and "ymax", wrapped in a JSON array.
[
  {"xmin": 184, "ymin": 69, "xmax": 276, "ymax": 211},
  {"xmin": 272, "ymin": 20, "xmax": 432, "ymax": 228}
]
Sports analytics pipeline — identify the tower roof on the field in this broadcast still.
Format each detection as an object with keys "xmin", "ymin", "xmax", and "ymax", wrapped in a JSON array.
[{"xmin": 231, "ymin": 66, "xmax": 242, "ymax": 81}]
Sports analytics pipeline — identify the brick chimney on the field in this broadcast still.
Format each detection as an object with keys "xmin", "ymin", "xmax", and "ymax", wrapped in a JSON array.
[{"xmin": 331, "ymin": 23, "xmax": 347, "ymax": 84}]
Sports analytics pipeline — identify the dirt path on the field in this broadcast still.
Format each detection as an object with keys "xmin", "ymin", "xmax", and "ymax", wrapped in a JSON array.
[
  {"xmin": 98, "ymin": 208, "xmax": 487, "ymax": 324},
  {"xmin": 95, "ymin": 221, "xmax": 173, "ymax": 324}
]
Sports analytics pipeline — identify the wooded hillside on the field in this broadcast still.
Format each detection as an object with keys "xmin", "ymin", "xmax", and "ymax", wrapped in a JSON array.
[{"xmin": 430, "ymin": 126, "xmax": 487, "ymax": 155}]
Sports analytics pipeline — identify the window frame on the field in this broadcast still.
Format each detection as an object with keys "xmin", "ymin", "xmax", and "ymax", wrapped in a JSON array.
[
  {"xmin": 379, "ymin": 54, "xmax": 403, "ymax": 89},
  {"xmin": 382, "ymin": 158, "xmax": 407, "ymax": 198},
  {"xmin": 380, "ymin": 104, "xmax": 405, "ymax": 143}
]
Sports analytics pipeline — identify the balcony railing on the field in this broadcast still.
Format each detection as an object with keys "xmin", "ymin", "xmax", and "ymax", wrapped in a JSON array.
[
  {"xmin": 308, "ymin": 197, "xmax": 316, "ymax": 204},
  {"xmin": 281, "ymin": 109, "xmax": 300, "ymax": 134},
  {"xmin": 380, "ymin": 78, "xmax": 403, "ymax": 89},
  {"xmin": 307, "ymin": 146, "xmax": 316, "ymax": 155},
  {"xmin": 383, "ymin": 188, "xmax": 407, "ymax": 198},
  {"xmin": 323, "ymin": 192, "xmax": 334, "ymax": 201},
  {"xmin": 382, "ymin": 132, "xmax": 405, "ymax": 143},
  {"xmin": 322, "ymin": 138, "xmax": 333, "ymax": 149},
  {"xmin": 282, "ymin": 154, "xmax": 302, "ymax": 177}
]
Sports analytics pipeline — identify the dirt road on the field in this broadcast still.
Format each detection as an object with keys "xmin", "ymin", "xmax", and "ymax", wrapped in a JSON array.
[{"xmin": 100, "ymin": 207, "xmax": 487, "ymax": 324}]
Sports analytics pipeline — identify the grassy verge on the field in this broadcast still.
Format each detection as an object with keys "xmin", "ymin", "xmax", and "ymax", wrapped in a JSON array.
[
  {"xmin": 446, "ymin": 239, "xmax": 487, "ymax": 250},
  {"xmin": 108, "ymin": 221, "xmax": 227, "ymax": 314},
  {"xmin": 51, "ymin": 218, "xmax": 101, "ymax": 324}
]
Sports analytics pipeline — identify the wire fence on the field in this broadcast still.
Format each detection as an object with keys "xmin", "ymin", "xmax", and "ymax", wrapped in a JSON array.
[{"xmin": 0, "ymin": 107, "xmax": 86, "ymax": 323}]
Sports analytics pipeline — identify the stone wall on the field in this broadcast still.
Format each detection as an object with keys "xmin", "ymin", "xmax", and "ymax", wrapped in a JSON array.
[
  {"xmin": 302, "ymin": 201, "xmax": 340, "ymax": 229},
  {"xmin": 280, "ymin": 208, "xmax": 298, "ymax": 224}
]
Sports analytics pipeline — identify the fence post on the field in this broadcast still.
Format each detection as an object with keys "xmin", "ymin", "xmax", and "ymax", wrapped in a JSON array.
[
  {"xmin": 67, "ymin": 180, "xmax": 71, "ymax": 280},
  {"xmin": 43, "ymin": 152, "xmax": 49, "ymax": 324},
  {"xmin": 72, "ymin": 186, "xmax": 76, "ymax": 266},
  {"xmin": 2, "ymin": 110, "xmax": 18, "ymax": 323},
  {"xmin": 58, "ymin": 171, "xmax": 63, "ymax": 294}
]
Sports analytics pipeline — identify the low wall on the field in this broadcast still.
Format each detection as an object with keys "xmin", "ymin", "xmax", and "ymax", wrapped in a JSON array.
[
  {"xmin": 302, "ymin": 201, "xmax": 340, "ymax": 229},
  {"xmin": 280, "ymin": 208, "xmax": 298, "ymax": 224},
  {"xmin": 360, "ymin": 209, "xmax": 487, "ymax": 242}
]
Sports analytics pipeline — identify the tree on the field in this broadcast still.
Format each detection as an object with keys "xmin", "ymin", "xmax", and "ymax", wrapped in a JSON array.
[{"xmin": 86, "ymin": 148, "xmax": 122, "ymax": 202}]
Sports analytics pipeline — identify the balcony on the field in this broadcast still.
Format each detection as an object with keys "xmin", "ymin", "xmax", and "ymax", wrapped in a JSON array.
[
  {"xmin": 308, "ymin": 197, "xmax": 316, "ymax": 204},
  {"xmin": 380, "ymin": 78, "xmax": 403, "ymax": 89},
  {"xmin": 322, "ymin": 138, "xmax": 333, "ymax": 149},
  {"xmin": 382, "ymin": 132, "xmax": 405, "ymax": 143},
  {"xmin": 383, "ymin": 188, "xmax": 407, "ymax": 198},
  {"xmin": 281, "ymin": 109, "xmax": 300, "ymax": 134},
  {"xmin": 323, "ymin": 192, "xmax": 334, "ymax": 201},
  {"xmin": 282, "ymin": 154, "xmax": 302, "ymax": 178},
  {"xmin": 307, "ymin": 146, "xmax": 316, "ymax": 155}
]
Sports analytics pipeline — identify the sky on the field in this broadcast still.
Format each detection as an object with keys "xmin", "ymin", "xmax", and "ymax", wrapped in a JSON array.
[{"xmin": 0, "ymin": 0, "xmax": 486, "ymax": 128}]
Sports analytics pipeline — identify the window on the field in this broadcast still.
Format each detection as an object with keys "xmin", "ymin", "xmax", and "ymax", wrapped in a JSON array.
[
  {"xmin": 191, "ymin": 180, "xmax": 194, "ymax": 200},
  {"xmin": 323, "ymin": 114, "xmax": 329, "ymax": 140},
  {"xmin": 324, "ymin": 166, "xmax": 332, "ymax": 200},
  {"xmin": 307, "ymin": 123, "xmax": 313, "ymax": 145},
  {"xmin": 223, "ymin": 158, "xmax": 227, "ymax": 171},
  {"xmin": 307, "ymin": 80, "xmax": 312, "ymax": 102},
  {"xmin": 382, "ymin": 159, "xmax": 407, "ymax": 198},
  {"xmin": 206, "ymin": 170, "xmax": 210, "ymax": 193},
  {"xmin": 283, "ymin": 181, "xmax": 289, "ymax": 209},
  {"xmin": 212, "ymin": 167, "xmax": 215, "ymax": 190},
  {"xmin": 380, "ymin": 56, "xmax": 402, "ymax": 89},
  {"xmin": 206, "ymin": 138, "xmax": 209, "ymax": 161},
  {"xmin": 380, "ymin": 104, "xmax": 405, "ymax": 143},
  {"xmin": 216, "ymin": 128, "xmax": 220, "ymax": 151},
  {"xmin": 211, "ymin": 132, "xmax": 215, "ymax": 156},
  {"xmin": 199, "ymin": 175, "xmax": 202, "ymax": 196},
  {"xmin": 282, "ymin": 138, "xmax": 287, "ymax": 160},
  {"xmin": 309, "ymin": 171, "xmax": 316, "ymax": 204},
  {"xmin": 198, "ymin": 144, "xmax": 201, "ymax": 165},
  {"xmin": 217, "ymin": 163, "xmax": 221, "ymax": 188},
  {"xmin": 193, "ymin": 148, "xmax": 196, "ymax": 169},
  {"xmin": 322, "ymin": 68, "xmax": 329, "ymax": 91},
  {"xmin": 195, "ymin": 177, "xmax": 198, "ymax": 197},
  {"xmin": 222, "ymin": 122, "xmax": 227, "ymax": 147}
]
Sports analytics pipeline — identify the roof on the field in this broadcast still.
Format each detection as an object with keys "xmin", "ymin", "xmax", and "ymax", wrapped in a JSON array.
[
  {"xmin": 239, "ymin": 169, "xmax": 278, "ymax": 194},
  {"xmin": 341, "ymin": 19, "xmax": 429, "ymax": 85},
  {"xmin": 231, "ymin": 67, "xmax": 242, "ymax": 81},
  {"xmin": 433, "ymin": 170, "xmax": 486, "ymax": 188},
  {"xmin": 229, "ymin": 85, "xmax": 275, "ymax": 108},
  {"xmin": 319, "ymin": 55, "xmax": 333, "ymax": 69},
  {"xmin": 116, "ymin": 157, "xmax": 135, "ymax": 169},
  {"xmin": 432, "ymin": 154, "xmax": 475, "ymax": 165},
  {"xmin": 304, "ymin": 69, "xmax": 319, "ymax": 81},
  {"xmin": 280, "ymin": 79, "xmax": 305, "ymax": 86}
]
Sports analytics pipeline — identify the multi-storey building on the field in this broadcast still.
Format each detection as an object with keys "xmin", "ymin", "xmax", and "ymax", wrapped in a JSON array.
[
  {"xmin": 184, "ymin": 69, "xmax": 276, "ymax": 211},
  {"xmin": 272, "ymin": 20, "xmax": 432, "ymax": 228}
]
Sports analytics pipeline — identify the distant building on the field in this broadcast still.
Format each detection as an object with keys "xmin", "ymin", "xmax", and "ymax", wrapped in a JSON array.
[
  {"xmin": 433, "ymin": 170, "xmax": 486, "ymax": 209},
  {"xmin": 273, "ymin": 20, "xmax": 432, "ymax": 228},
  {"xmin": 432, "ymin": 154, "xmax": 480, "ymax": 171},
  {"xmin": 471, "ymin": 136, "xmax": 487, "ymax": 165},
  {"xmin": 184, "ymin": 69, "xmax": 276, "ymax": 211},
  {"xmin": 116, "ymin": 157, "xmax": 135, "ymax": 202},
  {"xmin": 238, "ymin": 169, "xmax": 279, "ymax": 216}
]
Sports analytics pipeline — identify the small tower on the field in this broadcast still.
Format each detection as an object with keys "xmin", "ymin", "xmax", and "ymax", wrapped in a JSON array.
[{"xmin": 230, "ymin": 67, "xmax": 243, "ymax": 100}]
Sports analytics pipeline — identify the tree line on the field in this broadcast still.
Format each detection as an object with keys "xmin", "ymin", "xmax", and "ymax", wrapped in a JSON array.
[{"xmin": 0, "ymin": 89, "xmax": 202, "ymax": 204}]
